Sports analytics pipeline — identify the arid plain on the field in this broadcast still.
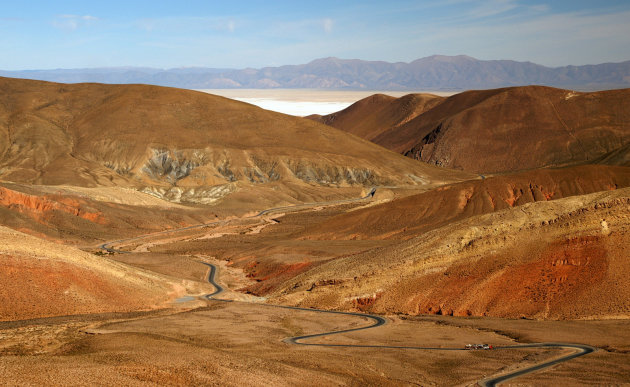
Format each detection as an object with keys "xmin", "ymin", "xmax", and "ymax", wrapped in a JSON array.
[{"xmin": 1, "ymin": 77, "xmax": 629, "ymax": 385}]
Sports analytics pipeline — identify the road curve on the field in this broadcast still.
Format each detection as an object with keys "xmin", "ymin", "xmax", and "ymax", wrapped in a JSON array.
[
  {"xmin": 201, "ymin": 262, "xmax": 596, "ymax": 385},
  {"xmin": 199, "ymin": 262, "xmax": 224, "ymax": 298},
  {"xmin": 99, "ymin": 188, "xmax": 596, "ymax": 385},
  {"xmin": 478, "ymin": 343, "xmax": 596, "ymax": 386}
]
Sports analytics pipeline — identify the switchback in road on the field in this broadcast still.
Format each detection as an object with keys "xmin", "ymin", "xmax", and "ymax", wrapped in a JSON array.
[{"xmin": 99, "ymin": 190, "xmax": 596, "ymax": 386}]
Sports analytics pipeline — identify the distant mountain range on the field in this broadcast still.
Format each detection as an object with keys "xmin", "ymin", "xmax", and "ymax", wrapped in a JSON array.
[{"xmin": 2, "ymin": 55, "xmax": 630, "ymax": 90}]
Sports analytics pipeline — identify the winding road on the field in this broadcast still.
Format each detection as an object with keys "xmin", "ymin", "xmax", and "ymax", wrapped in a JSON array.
[
  {"xmin": 201, "ymin": 261, "xmax": 595, "ymax": 386},
  {"xmin": 99, "ymin": 188, "xmax": 596, "ymax": 386}
]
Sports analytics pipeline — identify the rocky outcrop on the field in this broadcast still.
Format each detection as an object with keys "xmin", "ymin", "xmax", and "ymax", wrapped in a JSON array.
[
  {"xmin": 300, "ymin": 164, "xmax": 630, "ymax": 241},
  {"xmin": 140, "ymin": 148, "xmax": 391, "ymax": 188},
  {"xmin": 0, "ymin": 186, "xmax": 105, "ymax": 224},
  {"xmin": 272, "ymin": 187, "xmax": 630, "ymax": 319},
  {"xmin": 286, "ymin": 160, "xmax": 387, "ymax": 186},
  {"xmin": 244, "ymin": 156, "xmax": 281, "ymax": 183},
  {"xmin": 140, "ymin": 184, "xmax": 235, "ymax": 205},
  {"xmin": 215, "ymin": 160, "xmax": 235, "ymax": 182},
  {"xmin": 142, "ymin": 149, "xmax": 205, "ymax": 185}
]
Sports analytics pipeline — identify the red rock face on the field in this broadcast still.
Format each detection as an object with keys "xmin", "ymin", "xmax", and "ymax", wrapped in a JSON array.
[
  {"xmin": 0, "ymin": 186, "xmax": 105, "ymax": 224},
  {"xmin": 454, "ymin": 236, "xmax": 609, "ymax": 318},
  {"xmin": 375, "ymin": 232, "xmax": 623, "ymax": 319},
  {"xmin": 514, "ymin": 236, "xmax": 607, "ymax": 306},
  {"xmin": 352, "ymin": 293, "xmax": 381, "ymax": 312}
]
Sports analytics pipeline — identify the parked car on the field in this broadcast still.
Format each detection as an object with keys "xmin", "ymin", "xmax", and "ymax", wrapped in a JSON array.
[{"xmin": 465, "ymin": 344, "xmax": 493, "ymax": 350}]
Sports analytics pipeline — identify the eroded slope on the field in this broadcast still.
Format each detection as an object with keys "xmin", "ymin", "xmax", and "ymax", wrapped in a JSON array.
[
  {"xmin": 315, "ymin": 86, "xmax": 630, "ymax": 174},
  {"xmin": 272, "ymin": 187, "xmax": 630, "ymax": 319},
  {"xmin": 301, "ymin": 165, "xmax": 630, "ymax": 240},
  {"xmin": 0, "ymin": 77, "xmax": 472, "ymax": 205},
  {"xmin": 0, "ymin": 226, "xmax": 201, "ymax": 321}
]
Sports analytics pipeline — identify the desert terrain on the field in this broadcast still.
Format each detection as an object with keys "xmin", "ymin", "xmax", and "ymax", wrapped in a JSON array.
[
  {"xmin": 310, "ymin": 86, "xmax": 630, "ymax": 173},
  {"xmin": 1, "ymin": 77, "xmax": 629, "ymax": 385}
]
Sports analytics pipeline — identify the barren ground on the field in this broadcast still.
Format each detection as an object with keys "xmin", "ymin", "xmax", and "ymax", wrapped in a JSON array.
[
  {"xmin": 1, "ymin": 77, "xmax": 628, "ymax": 386},
  {"xmin": 1, "ymin": 277, "xmax": 629, "ymax": 385},
  {"xmin": 2, "ymin": 190, "xmax": 627, "ymax": 385}
]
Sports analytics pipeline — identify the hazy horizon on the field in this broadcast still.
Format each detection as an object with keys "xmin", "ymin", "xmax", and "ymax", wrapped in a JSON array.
[{"xmin": 4, "ymin": 53, "xmax": 630, "ymax": 72}]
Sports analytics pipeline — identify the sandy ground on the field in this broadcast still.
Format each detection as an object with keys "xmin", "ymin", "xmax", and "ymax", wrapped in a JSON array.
[
  {"xmin": 0, "ymin": 225, "xmax": 204, "ymax": 321},
  {"xmin": 1, "ymin": 197, "xmax": 629, "ymax": 385},
  {"xmin": 0, "ymin": 180, "xmax": 628, "ymax": 385},
  {"xmin": 1, "ymin": 297, "xmax": 629, "ymax": 385}
]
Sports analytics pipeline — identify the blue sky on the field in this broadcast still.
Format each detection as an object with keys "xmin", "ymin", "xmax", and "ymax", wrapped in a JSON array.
[{"xmin": 1, "ymin": 0, "xmax": 629, "ymax": 70}]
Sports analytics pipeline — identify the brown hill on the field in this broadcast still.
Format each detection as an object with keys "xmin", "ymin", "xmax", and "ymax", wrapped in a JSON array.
[
  {"xmin": 0, "ymin": 182, "xmax": 218, "ymax": 243},
  {"xmin": 317, "ymin": 86, "xmax": 630, "ymax": 174},
  {"xmin": 307, "ymin": 93, "xmax": 443, "ymax": 141},
  {"xmin": 0, "ymin": 77, "xmax": 472, "ymax": 205},
  {"xmin": 272, "ymin": 186, "xmax": 630, "ymax": 319},
  {"xmin": 594, "ymin": 143, "xmax": 630, "ymax": 167},
  {"xmin": 300, "ymin": 164, "xmax": 630, "ymax": 241},
  {"xmin": 0, "ymin": 225, "xmax": 202, "ymax": 321}
]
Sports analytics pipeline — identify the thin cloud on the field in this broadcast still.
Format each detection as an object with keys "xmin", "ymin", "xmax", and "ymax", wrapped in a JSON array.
[
  {"xmin": 323, "ymin": 18, "xmax": 333, "ymax": 33},
  {"xmin": 268, "ymin": 18, "xmax": 336, "ymax": 38},
  {"xmin": 467, "ymin": 0, "xmax": 519, "ymax": 19},
  {"xmin": 405, "ymin": 7, "xmax": 630, "ymax": 66},
  {"xmin": 529, "ymin": 4, "xmax": 549, "ymax": 13},
  {"xmin": 52, "ymin": 14, "xmax": 98, "ymax": 31}
]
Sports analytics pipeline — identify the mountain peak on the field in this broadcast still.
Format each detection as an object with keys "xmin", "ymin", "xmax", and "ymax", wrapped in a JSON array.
[{"xmin": 413, "ymin": 54, "xmax": 477, "ymax": 63}]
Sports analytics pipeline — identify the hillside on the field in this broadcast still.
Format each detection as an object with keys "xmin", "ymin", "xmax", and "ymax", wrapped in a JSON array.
[
  {"xmin": 0, "ymin": 182, "xmax": 219, "ymax": 243},
  {"xmin": 0, "ymin": 77, "xmax": 473, "ymax": 205},
  {"xmin": 3, "ymin": 55, "xmax": 630, "ymax": 90},
  {"xmin": 318, "ymin": 86, "xmax": 630, "ymax": 174},
  {"xmin": 272, "ymin": 186, "xmax": 630, "ymax": 319},
  {"xmin": 300, "ymin": 165, "xmax": 630, "ymax": 241},
  {"xmin": 307, "ymin": 93, "xmax": 443, "ymax": 141},
  {"xmin": 0, "ymin": 225, "xmax": 202, "ymax": 321}
]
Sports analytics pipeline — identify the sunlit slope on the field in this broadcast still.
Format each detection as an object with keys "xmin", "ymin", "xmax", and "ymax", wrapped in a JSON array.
[
  {"xmin": 0, "ymin": 77, "xmax": 473, "ymax": 200},
  {"xmin": 273, "ymin": 186, "xmax": 630, "ymax": 319},
  {"xmin": 315, "ymin": 86, "xmax": 630, "ymax": 174},
  {"xmin": 0, "ymin": 181, "xmax": 216, "ymax": 243},
  {"xmin": 300, "ymin": 164, "xmax": 630, "ymax": 240},
  {"xmin": 0, "ymin": 225, "xmax": 196, "ymax": 321},
  {"xmin": 307, "ymin": 93, "xmax": 443, "ymax": 141}
]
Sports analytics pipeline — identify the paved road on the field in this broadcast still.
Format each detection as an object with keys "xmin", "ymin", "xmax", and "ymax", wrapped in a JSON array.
[
  {"xmin": 200, "ymin": 261, "xmax": 596, "ymax": 385},
  {"xmin": 199, "ymin": 262, "xmax": 224, "ymax": 298},
  {"xmin": 99, "ymin": 188, "xmax": 595, "ymax": 385},
  {"xmin": 477, "ymin": 343, "xmax": 596, "ymax": 386}
]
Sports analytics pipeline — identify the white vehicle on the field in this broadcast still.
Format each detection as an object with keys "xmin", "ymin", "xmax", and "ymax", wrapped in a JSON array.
[{"xmin": 465, "ymin": 343, "xmax": 493, "ymax": 350}]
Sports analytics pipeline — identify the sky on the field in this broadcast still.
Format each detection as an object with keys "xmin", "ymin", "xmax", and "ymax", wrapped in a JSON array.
[{"xmin": 1, "ymin": 0, "xmax": 629, "ymax": 70}]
